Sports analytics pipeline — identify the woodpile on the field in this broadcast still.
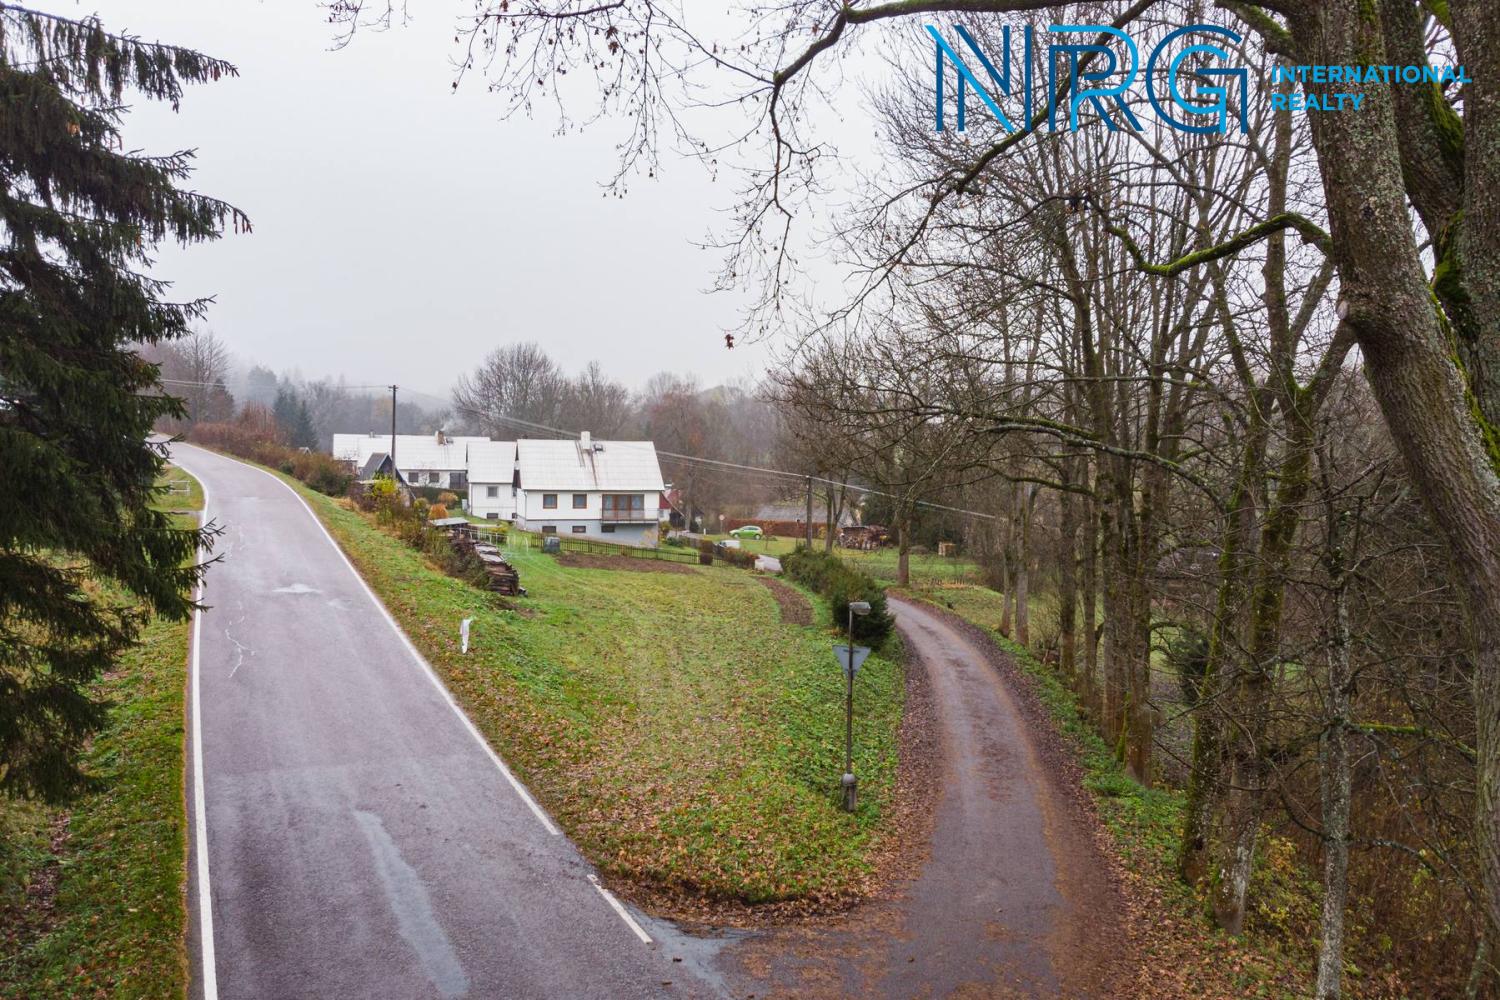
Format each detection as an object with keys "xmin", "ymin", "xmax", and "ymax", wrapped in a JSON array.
[
  {"xmin": 434, "ymin": 520, "xmax": 523, "ymax": 596},
  {"xmin": 472, "ymin": 543, "xmax": 522, "ymax": 595}
]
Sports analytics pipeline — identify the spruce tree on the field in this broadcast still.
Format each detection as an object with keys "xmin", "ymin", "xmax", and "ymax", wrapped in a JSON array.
[
  {"xmin": 0, "ymin": 8, "xmax": 247, "ymax": 799},
  {"xmin": 272, "ymin": 387, "xmax": 298, "ymax": 441},
  {"xmin": 291, "ymin": 400, "xmax": 318, "ymax": 450}
]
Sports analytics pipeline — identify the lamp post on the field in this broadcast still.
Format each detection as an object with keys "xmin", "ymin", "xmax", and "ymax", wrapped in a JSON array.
[{"xmin": 843, "ymin": 600, "xmax": 871, "ymax": 812}]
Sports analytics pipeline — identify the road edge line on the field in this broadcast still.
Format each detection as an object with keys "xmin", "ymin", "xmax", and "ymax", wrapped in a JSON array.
[
  {"xmin": 190, "ymin": 447, "xmax": 562, "ymax": 837},
  {"xmin": 183, "ymin": 465, "xmax": 219, "ymax": 1000},
  {"xmin": 587, "ymin": 875, "xmax": 652, "ymax": 944}
]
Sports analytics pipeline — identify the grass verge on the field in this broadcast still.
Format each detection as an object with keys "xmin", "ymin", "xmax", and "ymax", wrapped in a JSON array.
[
  {"xmin": 289, "ymin": 479, "xmax": 907, "ymax": 917},
  {"xmin": 0, "ymin": 466, "xmax": 201, "ymax": 999}
]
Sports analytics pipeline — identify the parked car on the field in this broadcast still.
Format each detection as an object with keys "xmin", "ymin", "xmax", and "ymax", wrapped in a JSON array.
[
  {"xmin": 729, "ymin": 525, "xmax": 764, "ymax": 539},
  {"xmin": 716, "ymin": 538, "xmax": 742, "ymax": 550}
]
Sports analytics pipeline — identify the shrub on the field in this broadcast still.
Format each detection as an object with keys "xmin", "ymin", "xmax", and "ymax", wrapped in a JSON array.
[
  {"xmin": 698, "ymin": 539, "xmax": 714, "ymax": 566},
  {"xmin": 429, "ymin": 503, "xmax": 449, "ymax": 520},
  {"xmin": 190, "ymin": 421, "xmax": 351, "ymax": 496},
  {"xmin": 782, "ymin": 548, "xmax": 894, "ymax": 646},
  {"xmin": 718, "ymin": 545, "xmax": 757, "ymax": 569},
  {"xmin": 437, "ymin": 491, "xmax": 459, "ymax": 506}
]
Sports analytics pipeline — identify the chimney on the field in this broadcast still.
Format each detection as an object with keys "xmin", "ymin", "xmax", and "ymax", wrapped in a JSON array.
[
  {"xmin": 579, "ymin": 431, "xmax": 591, "ymax": 450},
  {"xmin": 435, "ymin": 428, "xmax": 446, "ymax": 445}
]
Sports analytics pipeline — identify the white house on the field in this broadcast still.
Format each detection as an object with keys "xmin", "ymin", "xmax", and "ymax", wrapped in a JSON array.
[
  {"xmin": 332, "ymin": 431, "xmax": 488, "ymax": 489},
  {"xmin": 513, "ymin": 433, "xmax": 666, "ymax": 545},
  {"xmin": 465, "ymin": 440, "xmax": 518, "ymax": 520}
]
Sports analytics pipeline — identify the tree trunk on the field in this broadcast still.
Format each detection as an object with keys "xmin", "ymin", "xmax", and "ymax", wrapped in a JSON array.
[
  {"xmin": 1316, "ymin": 510, "xmax": 1353, "ymax": 1000},
  {"xmin": 1058, "ymin": 460, "xmax": 1079, "ymax": 687},
  {"xmin": 897, "ymin": 514, "xmax": 911, "ymax": 588},
  {"xmin": 998, "ymin": 499, "xmax": 1013, "ymax": 637},
  {"xmin": 1293, "ymin": 0, "xmax": 1500, "ymax": 943},
  {"xmin": 824, "ymin": 488, "xmax": 835, "ymax": 554},
  {"xmin": 1180, "ymin": 402, "xmax": 1268, "ymax": 886},
  {"xmin": 1015, "ymin": 484, "xmax": 1032, "ymax": 648},
  {"xmin": 1212, "ymin": 405, "xmax": 1320, "ymax": 932},
  {"xmin": 1081, "ymin": 489, "xmax": 1100, "ymax": 719}
]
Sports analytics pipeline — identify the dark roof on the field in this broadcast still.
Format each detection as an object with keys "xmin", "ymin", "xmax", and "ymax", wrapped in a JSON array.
[{"xmin": 359, "ymin": 452, "xmax": 393, "ymax": 480}]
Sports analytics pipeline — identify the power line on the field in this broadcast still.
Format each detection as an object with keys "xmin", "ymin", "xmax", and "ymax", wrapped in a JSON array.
[
  {"xmin": 447, "ymin": 401, "xmax": 999, "ymax": 523},
  {"xmin": 155, "ymin": 377, "xmax": 393, "ymax": 392}
]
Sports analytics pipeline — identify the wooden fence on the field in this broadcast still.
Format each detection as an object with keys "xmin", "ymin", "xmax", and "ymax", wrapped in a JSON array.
[{"xmin": 473, "ymin": 526, "xmax": 703, "ymax": 565}]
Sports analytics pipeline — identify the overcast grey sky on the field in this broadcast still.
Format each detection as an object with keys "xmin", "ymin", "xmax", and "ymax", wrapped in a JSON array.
[{"xmin": 46, "ymin": 1, "xmax": 791, "ymax": 398}]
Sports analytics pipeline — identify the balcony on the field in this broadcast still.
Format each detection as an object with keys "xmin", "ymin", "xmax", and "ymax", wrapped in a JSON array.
[{"xmin": 599, "ymin": 509, "xmax": 656, "ymax": 523}]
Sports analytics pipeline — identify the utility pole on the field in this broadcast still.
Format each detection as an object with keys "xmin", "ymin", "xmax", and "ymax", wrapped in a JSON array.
[
  {"xmin": 389, "ymin": 384, "xmax": 398, "ymax": 483},
  {"xmin": 804, "ymin": 475, "xmax": 814, "ymax": 550},
  {"xmin": 841, "ymin": 600, "xmax": 872, "ymax": 812}
]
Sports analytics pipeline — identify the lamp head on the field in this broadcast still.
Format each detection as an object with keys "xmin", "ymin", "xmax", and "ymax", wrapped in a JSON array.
[{"xmin": 849, "ymin": 601, "xmax": 872, "ymax": 616}]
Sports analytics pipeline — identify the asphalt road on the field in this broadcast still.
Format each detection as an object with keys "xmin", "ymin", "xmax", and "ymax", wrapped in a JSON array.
[{"xmin": 172, "ymin": 444, "xmax": 704, "ymax": 1000}]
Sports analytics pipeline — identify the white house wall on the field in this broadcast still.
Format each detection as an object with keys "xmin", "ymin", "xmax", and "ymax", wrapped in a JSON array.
[
  {"xmin": 468, "ymin": 482, "xmax": 517, "ymax": 520},
  {"xmin": 514, "ymin": 488, "xmax": 663, "ymax": 544},
  {"xmin": 399, "ymin": 468, "xmax": 464, "ymax": 490}
]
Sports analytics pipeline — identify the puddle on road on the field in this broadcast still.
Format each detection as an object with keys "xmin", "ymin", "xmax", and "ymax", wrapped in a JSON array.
[{"xmin": 271, "ymin": 583, "xmax": 320, "ymax": 595}]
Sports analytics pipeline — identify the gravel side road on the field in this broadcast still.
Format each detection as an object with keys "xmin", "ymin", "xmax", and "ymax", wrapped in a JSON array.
[{"xmin": 705, "ymin": 595, "xmax": 1129, "ymax": 998}]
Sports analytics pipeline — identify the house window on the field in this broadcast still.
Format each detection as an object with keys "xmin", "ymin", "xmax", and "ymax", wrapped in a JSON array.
[
  {"xmin": 601, "ymin": 524, "xmax": 617, "ymax": 533},
  {"xmin": 543, "ymin": 494, "xmax": 558, "ymax": 509},
  {"xmin": 486, "ymin": 485, "xmax": 499, "ymax": 498},
  {"xmin": 572, "ymin": 493, "xmax": 587, "ymax": 509},
  {"xmin": 428, "ymin": 472, "xmax": 440, "ymax": 485},
  {"xmin": 571, "ymin": 525, "xmax": 587, "ymax": 533},
  {"xmin": 486, "ymin": 512, "xmax": 498, "ymax": 520},
  {"xmin": 602, "ymin": 494, "xmax": 645, "ymax": 519},
  {"xmin": 541, "ymin": 525, "xmax": 557, "ymax": 534}
]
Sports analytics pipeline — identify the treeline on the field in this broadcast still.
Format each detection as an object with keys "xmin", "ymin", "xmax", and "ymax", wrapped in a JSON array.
[
  {"xmin": 189, "ymin": 409, "xmax": 352, "ymax": 497},
  {"xmin": 763, "ymin": 30, "xmax": 1484, "ymax": 997},
  {"xmin": 144, "ymin": 335, "xmax": 824, "ymax": 535},
  {"xmin": 448, "ymin": 342, "xmax": 787, "ymax": 525},
  {"xmin": 138, "ymin": 330, "xmax": 449, "ymax": 449}
]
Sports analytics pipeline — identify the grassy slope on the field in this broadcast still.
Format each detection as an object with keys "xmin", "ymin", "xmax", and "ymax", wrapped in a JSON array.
[
  {"xmin": 903, "ymin": 581, "xmax": 1315, "ymax": 1000},
  {"xmin": 0, "ymin": 468, "xmax": 201, "ymax": 999},
  {"xmin": 293, "ymin": 482, "xmax": 906, "ymax": 909}
]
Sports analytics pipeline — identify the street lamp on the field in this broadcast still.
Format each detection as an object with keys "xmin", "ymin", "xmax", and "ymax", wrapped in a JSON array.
[{"xmin": 843, "ymin": 600, "xmax": 872, "ymax": 812}]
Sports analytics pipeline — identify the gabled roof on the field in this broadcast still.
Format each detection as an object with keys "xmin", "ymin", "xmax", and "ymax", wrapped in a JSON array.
[
  {"xmin": 332, "ymin": 433, "xmax": 486, "ymax": 471},
  {"xmin": 358, "ymin": 452, "xmax": 391, "ymax": 480},
  {"xmin": 752, "ymin": 501, "xmax": 856, "ymax": 526},
  {"xmin": 516, "ymin": 439, "xmax": 664, "ymax": 492},
  {"xmin": 466, "ymin": 440, "xmax": 517, "ymax": 483}
]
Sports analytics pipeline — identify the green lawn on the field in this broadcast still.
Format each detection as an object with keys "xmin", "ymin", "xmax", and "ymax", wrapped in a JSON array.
[
  {"xmin": 294, "ymin": 484, "xmax": 907, "ymax": 910},
  {"xmin": 841, "ymin": 547, "xmax": 983, "ymax": 586},
  {"xmin": 0, "ymin": 466, "xmax": 200, "ymax": 999},
  {"xmin": 697, "ymin": 532, "xmax": 802, "ymax": 557}
]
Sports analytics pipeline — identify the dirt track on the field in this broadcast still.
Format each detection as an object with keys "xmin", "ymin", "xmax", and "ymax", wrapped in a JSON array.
[{"xmin": 701, "ymin": 595, "xmax": 1131, "ymax": 998}]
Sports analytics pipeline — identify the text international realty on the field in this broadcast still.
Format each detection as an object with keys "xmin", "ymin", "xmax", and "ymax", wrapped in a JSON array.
[{"xmin": 1270, "ymin": 63, "xmax": 1470, "ymax": 112}]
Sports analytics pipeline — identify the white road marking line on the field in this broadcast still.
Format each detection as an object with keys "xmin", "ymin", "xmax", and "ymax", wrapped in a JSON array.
[
  {"xmin": 188, "ymin": 470, "xmax": 219, "ymax": 1000},
  {"xmin": 176, "ymin": 446, "xmax": 668, "ymax": 946},
  {"xmin": 187, "ymin": 447, "xmax": 561, "ymax": 836},
  {"xmin": 587, "ymin": 874, "xmax": 652, "ymax": 944}
]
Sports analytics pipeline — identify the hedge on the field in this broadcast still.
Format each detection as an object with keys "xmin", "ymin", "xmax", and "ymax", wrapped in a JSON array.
[{"xmin": 780, "ymin": 548, "xmax": 893, "ymax": 646}]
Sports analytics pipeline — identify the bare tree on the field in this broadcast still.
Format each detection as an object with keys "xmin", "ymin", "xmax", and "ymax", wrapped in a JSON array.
[{"xmin": 452, "ymin": 342, "xmax": 567, "ymax": 435}]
